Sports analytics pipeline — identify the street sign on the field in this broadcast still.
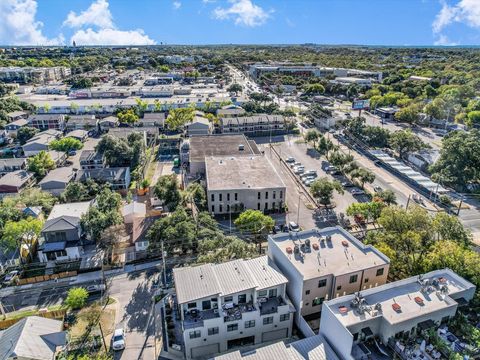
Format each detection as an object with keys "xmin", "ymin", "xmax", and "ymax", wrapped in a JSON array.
[{"xmin": 352, "ymin": 99, "xmax": 369, "ymax": 110}]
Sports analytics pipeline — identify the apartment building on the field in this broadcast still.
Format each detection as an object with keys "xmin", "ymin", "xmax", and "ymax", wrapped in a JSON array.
[
  {"xmin": 0, "ymin": 66, "xmax": 70, "ymax": 84},
  {"xmin": 320, "ymin": 269, "xmax": 476, "ymax": 360},
  {"xmin": 76, "ymin": 167, "xmax": 131, "ymax": 190},
  {"xmin": 219, "ymin": 115, "xmax": 286, "ymax": 137},
  {"xmin": 29, "ymin": 114, "xmax": 66, "ymax": 131},
  {"xmin": 268, "ymin": 227, "xmax": 390, "ymax": 323},
  {"xmin": 172, "ymin": 256, "xmax": 295, "ymax": 359},
  {"xmin": 206, "ymin": 155, "xmax": 286, "ymax": 215}
]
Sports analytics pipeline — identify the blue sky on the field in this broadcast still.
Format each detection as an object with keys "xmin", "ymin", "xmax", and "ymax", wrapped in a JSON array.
[{"xmin": 1, "ymin": 0, "xmax": 479, "ymax": 46}]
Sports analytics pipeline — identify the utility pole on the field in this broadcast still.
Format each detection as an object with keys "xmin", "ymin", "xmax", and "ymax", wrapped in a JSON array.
[
  {"xmin": 98, "ymin": 322, "xmax": 108, "ymax": 352},
  {"xmin": 296, "ymin": 193, "xmax": 302, "ymax": 225},
  {"xmin": 161, "ymin": 240, "xmax": 167, "ymax": 287}
]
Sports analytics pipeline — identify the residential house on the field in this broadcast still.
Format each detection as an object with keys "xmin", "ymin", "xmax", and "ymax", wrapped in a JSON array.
[
  {"xmin": 172, "ymin": 256, "xmax": 295, "ymax": 359},
  {"xmin": 65, "ymin": 115, "xmax": 98, "ymax": 131},
  {"xmin": 219, "ymin": 115, "xmax": 286, "ymax": 137},
  {"xmin": 375, "ymin": 107, "xmax": 398, "ymax": 121},
  {"xmin": 0, "ymin": 158, "xmax": 27, "ymax": 175},
  {"xmin": 23, "ymin": 206, "xmax": 42, "ymax": 218},
  {"xmin": 99, "ymin": 116, "xmax": 119, "ymax": 132},
  {"xmin": 0, "ymin": 170, "xmax": 35, "ymax": 198},
  {"xmin": 186, "ymin": 115, "xmax": 213, "ymax": 137},
  {"xmin": 29, "ymin": 114, "xmax": 66, "ymax": 131},
  {"xmin": 158, "ymin": 134, "xmax": 182, "ymax": 156},
  {"xmin": 0, "ymin": 316, "xmax": 66, "ymax": 360},
  {"xmin": 38, "ymin": 167, "xmax": 74, "ymax": 196},
  {"xmin": 76, "ymin": 167, "xmax": 131, "ymax": 190},
  {"xmin": 216, "ymin": 106, "xmax": 246, "ymax": 119},
  {"xmin": 22, "ymin": 130, "xmax": 62, "ymax": 157},
  {"xmin": 206, "ymin": 155, "xmax": 286, "ymax": 215},
  {"xmin": 6, "ymin": 110, "xmax": 28, "ymax": 122},
  {"xmin": 138, "ymin": 112, "xmax": 165, "ymax": 128},
  {"xmin": 5, "ymin": 118, "xmax": 29, "ymax": 135},
  {"xmin": 79, "ymin": 150, "xmax": 104, "ymax": 170},
  {"xmin": 38, "ymin": 201, "xmax": 91, "ymax": 262},
  {"xmin": 268, "ymin": 226, "xmax": 390, "ymax": 332},
  {"xmin": 66, "ymin": 129, "xmax": 89, "ymax": 142},
  {"xmin": 320, "ymin": 269, "xmax": 476, "ymax": 360},
  {"xmin": 47, "ymin": 150, "xmax": 67, "ymax": 166}
]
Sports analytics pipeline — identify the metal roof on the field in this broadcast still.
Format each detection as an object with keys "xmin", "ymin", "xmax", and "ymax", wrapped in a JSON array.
[{"xmin": 43, "ymin": 241, "xmax": 66, "ymax": 252}]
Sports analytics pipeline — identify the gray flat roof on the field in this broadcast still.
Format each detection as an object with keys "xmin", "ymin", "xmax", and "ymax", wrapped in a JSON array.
[
  {"xmin": 206, "ymin": 155, "xmax": 285, "ymax": 191},
  {"xmin": 173, "ymin": 256, "xmax": 287, "ymax": 304},
  {"xmin": 47, "ymin": 201, "xmax": 91, "ymax": 221},
  {"xmin": 189, "ymin": 134, "xmax": 260, "ymax": 162},
  {"xmin": 269, "ymin": 227, "xmax": 390, "ymax": 280}
]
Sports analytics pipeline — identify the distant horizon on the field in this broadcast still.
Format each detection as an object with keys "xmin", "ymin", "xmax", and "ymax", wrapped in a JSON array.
[{"xmin": 1, "ymin": 0, "xmax": 479, "ymax": 47}]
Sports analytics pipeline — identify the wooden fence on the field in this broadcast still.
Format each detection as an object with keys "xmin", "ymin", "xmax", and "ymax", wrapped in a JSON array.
[
  {"xmin": 17, "ymin": 271, "xmax": 77, "ymax": 285},
  {"xmin": 0, "ymin": 308, "xmax": 67, "ymax": 330}
]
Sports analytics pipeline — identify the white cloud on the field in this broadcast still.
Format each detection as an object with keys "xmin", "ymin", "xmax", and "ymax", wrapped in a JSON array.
[
  {"xmin": 213, "ymin": 0, "xmax": 271, "ymax": 27},
  {"xmin": 63, "ymin": 0, "xmax": 114, "ymax": 29},
  {"xmin": 434, "ymin": 34, "xmax": 458, "ymax": 46},
  {"xmin": 65, "ymin": 0, "xmax": 155, "ymax": 45},
  {"xmin": 0, "ymin": 0, "xmax": 64, "ymax": 45},
  {"xmin": 71, "ymin": 28, "xmax": 155, "ymax": 46},
  {"xmin": 173, "ymin": 1, "xmax": 181, "ymax": 10},
  {"xmin": 433, "ymin": 0, "xmax": 480, "ymax": 33}
]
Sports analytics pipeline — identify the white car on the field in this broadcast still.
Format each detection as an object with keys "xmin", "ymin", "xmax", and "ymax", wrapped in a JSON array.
[
  {"xmin": 351, "ymin": 188, "xmax": 365, "ymax": 196},
  {"xmin": 112, "ymin": 328, "xmax": 126, "ymax": 351},
  {"xmin": 285, "ymin": 156, "xmax": 295, "ymax": 163},
  {"xmin": 3, "ymin": 270, "xmax": 19, "ymax": 285}
]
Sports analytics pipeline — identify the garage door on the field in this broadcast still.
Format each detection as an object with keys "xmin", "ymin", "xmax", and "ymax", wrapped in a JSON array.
[
  {"xmin": 191, "ymin": 343, "xmax": 220, "ymax": 359},
  {"xmin": 261, "ymin": 328, "xmax": 288, "ymax": 342}
]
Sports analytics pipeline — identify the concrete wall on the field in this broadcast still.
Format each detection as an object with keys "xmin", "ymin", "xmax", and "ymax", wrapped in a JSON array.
[{"xmin": 320, "ymin": 303, "xmax": 354, "ymax": 360}]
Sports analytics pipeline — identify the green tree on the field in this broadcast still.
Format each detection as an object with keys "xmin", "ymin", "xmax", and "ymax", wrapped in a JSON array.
[
  {"xmin": 153, "ymin": 174, "xmax": 181, "ymax": 210},
  {"xmin": 117, "ymin": 108, "xmax": 139, "ymax": 124},
  {"xmin": 197, "ymin": 234, "xmax": 257, "ymax": 264},
  {"xmin": 49, "ymin": 137, "xmax": 83, "ymax": 152},
  {"xmin": 394, "ymin": 105, "xmax": 420, "ymax": 125},
  {"xmin": 27, "ymin": 151, "xmax": 55, "ymax": 178},
  {"xmin": 227, "ymin": 83, "xmax": 243, "ymax": 96},
  {"xmin": 64, "ymin": 287, "xmax": 89, "ymax": 309},
  {"xmin": 96, "ymin": 134, "xmax": 144, "ymax": 168},
  {"xmin": 316, "ymin": 135, "xmax": 336, "ymax": 160},
  {"xmin": 329, "ymin": 151, "xmax": 354, "ymax": 173},
  {"xmin": 346, "ymin": 202, "xmax": 384, "ymax": 224},
  {"xmin": 466, "ymin": 110, "xmax": 480, "ymax": 128},
  {"xmin": 310, "ymin": 177, "xmax": 344, "ymax": 205},
  {"xmin": 165, "ymin": 108, "xmax": 195, "ymax": 130},
  {"xmin": 1, "ymin": 218, "xmax": 43, "ymax": 261},
  {"xmin": 349, "ymin": 168, "xmax": 375, "ymax": 188},
  {"xmin": 429, "ymin": 130, "xmax": 480, "ymax": 189},
  {"xmin": 374, "ymin": 189, "xmax": 397, "ymax": 205},
  {"xmin": 304, "ymin": 129, "xmax": 319, "ymax": 148},
  {"xmin": 234, "ymin": 210, "xmax": 274, "ymax": 253},
  {"xmin": 304, "ymin": 83, "xmax": 325, "ymax": 95},
  {"xmin": 17, "ymin": 126, "xmax": 38, "ymax": 145},
  {"xmin": 388, "ymin": 129, "xmax": 428, "ymax": 159},
  {"xmin": 183, "ymin": 183, "xmax": 206, "ymax": 209}
]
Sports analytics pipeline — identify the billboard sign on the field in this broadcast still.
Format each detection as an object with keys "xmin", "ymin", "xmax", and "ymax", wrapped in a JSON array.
[{"xmin": 352, "ymin": 99, "xmax": 369, "ymax": 110}]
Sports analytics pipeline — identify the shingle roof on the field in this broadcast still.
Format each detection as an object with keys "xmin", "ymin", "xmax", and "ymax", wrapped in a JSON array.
[
  {"xmin": 173, "ymin": 256, "xmax": 288, "ymax": 304},
  {"xmin": 0, "ymin": 316, "xmax": 66, "ymax": 360}
]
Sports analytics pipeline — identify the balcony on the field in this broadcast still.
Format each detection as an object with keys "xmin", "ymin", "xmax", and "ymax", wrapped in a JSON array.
[
  {"xmin": 183, "ymin": 308, "xmax": 220, "ymax": 330},
  {"xmin": 222, "ymin": 302, "xmax": 257, "ymax": 323},
  {"xmin": 258, "ymin": 296, "xmax": 287, "ymax": 316}
]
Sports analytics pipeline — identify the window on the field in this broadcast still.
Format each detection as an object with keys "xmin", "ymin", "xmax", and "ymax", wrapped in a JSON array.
[
  {"xmin": 268, "ymin": 288, "xmax": 277, "ymax": 298},
  {"xmin": 219, "ymin": 205, "xmax": 223, "ymax": 213},
  {"xmin": 244, "ymin": 320, "xmax": 255, "ymax": 328},
  {"xmin": 227, "ymin": 205, "xmax": 230, "ymax": 212},
  {"xmin": 189, "ymin": 330, "xmax": 201, "ymax": 339},
  {"xmin": 305, "ymin": 290, "xmax": 310, "ymax": 295},
  {"xmin": 211, "ymin": 194, "xmax": 215, "ymax": 202},
  {"xmin": 227, "ymin": 323, "xmax": 238, "ymax": 332},
  {"xmin": 313, "ymin": 297, "xmax": 325, "ymax": 306},
  {"xmin": 202, "ymin": 300, "xmax": 211, "ymax": 310},
  {"xmin": 280, "ymin": 191, "xmax": 283, "ymax": 199},
  {"xmin": 219, "ymin": 194, "xmax": 222, "ymax": 201},
  {"xmin": 376, "ymin": 268, "xmax": 384, "ymax": 277},
  {"xmin": 263, "ymin": 316, "xmax": 273, "ymax": 325},
  {"xmin": 187, "ymin": 302, "xmax": 196, "ymax": 309},
  {"xmin": 264, "ymin": 202, "xmax": 268, "ymax": 210},
  {"xmin": 211, "ymin": 205, "xmax": 215, "ymax": 213},
  {"xmin": 258, "ymin": 192, "xmax": 261, "ymax": 199},
  {"xmin": 349, "ymin": 275, "xmax": 358, "ymax": 284},
  {"xmin": 273, "ymin": 191, "xmax": 276, "ymax": 199},
  {"xmin": 227, "ymin": 193, "xmax": 230, "ymax": 201},
  {"xmin": 318, "ymin": 279, "xmax": 327, "ymax": 288},
  {"xmin": 336, "ymin": 285, "xmax": 342, "ymax": 291},
  {"xmin": 353, "ymin": 332, "xmax": 359, "ymax": 341},
  {"xmin": 258, "ymin": 290, "xmax": 267, "ymax": 297},
  {"xmin": 280, "ymin": 313, "xmax": 290, "ymax": 321},
  {"xmin": 224, "ymin": 296, "xmax": 233, "ymax": 303},
  {"xmin": 364, "ymin": 278, "xmax": 369, "ymax": 283},
  {"xmin": 265, "ymin": 192, "xmax": 269, "ymax": 199},
  {"xmin": 208, "ymin": 327, "xmax": 219, "ymax": 335},
  {"xmin": 238, "ymin": 294, "xmax": 247, "ymax": 303},
  {"xmin": 257, "ymin": 203, "xmax": 260, "ymax": 210},
  {"xmin": 235, "ymin": 193, "xmax": 238, "ymax": 201}
]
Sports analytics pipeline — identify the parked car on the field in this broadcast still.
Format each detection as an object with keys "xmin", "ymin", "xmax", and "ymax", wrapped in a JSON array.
[
  {"xmin": 288, "ymin": 221, "xmax": 300, "ymax": 232},
  {"xmin": 290, "ymin": 162, "xmax": 301, "ymax": 168},
  {"xmin": 112, "ymin": 328, "xmax": 126, "ymax": 351},
  {"xmin": 294, "ymin": 166, "xmax": 305, "ymax": 174},
  {"xmin": 325, "ymin": 165, "xmax": 338, "ymax": 173},
  {"xmin": 86, "ymin": 284, "xmax": 106, "ymax": 294},
  {"xmin": 304, "ymin": 179, "xmax": 315, "ymax": 187},
  {"xmin": 351, "ymin": 188, "xmax": 365, "ymax": 196},
  {"xmin": 285, "ymin": 156, "xmax": 295, "ymax": 163},
  {"xmin": 341, "ymin": 181, "xmax": 354, "ymax": 188},
  {"xmin": 373, "ymin": 186, "xmax": 383, "ymax": 193},
  {"xmin": 68, "ymin": 150, "xmax": 77, "ymax": 156},
  {"xmin": 272, "ymin": 225, "xmax": 281, "ymax": 234},
  {"xmin": 3, "ymin": 270, "xmax": 19, "ymax": 285}
]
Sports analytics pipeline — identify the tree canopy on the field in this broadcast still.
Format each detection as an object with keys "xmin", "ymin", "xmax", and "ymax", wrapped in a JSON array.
[
  {"xmin": 27, "ymin": 151, "xmax": 55, "ymax": 178},
  {"xmin": 50, "ymin": 137, "xmax": 84, "ymax": 152}
]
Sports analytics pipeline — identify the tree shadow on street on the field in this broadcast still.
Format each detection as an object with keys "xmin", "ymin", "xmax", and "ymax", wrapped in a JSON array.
[
  {"xmin": 306, "ymin": 148, "xmax": 321, "ymax": 159},
  {"xmin": 122, "ymin": 280, "xmax": 154, "ymax": 332}
]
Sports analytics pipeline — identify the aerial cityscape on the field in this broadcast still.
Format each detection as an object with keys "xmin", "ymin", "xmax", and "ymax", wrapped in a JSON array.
[{"xmin": 0, "ymin": 1, "xmax": 479, "ymax": 360}]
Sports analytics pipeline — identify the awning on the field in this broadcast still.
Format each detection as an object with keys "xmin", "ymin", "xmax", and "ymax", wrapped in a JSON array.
[
  {"xmin": 418, "ymin": 319, "xmax": 436, "ymax": 331},
  {"xmin": 42, "ymin": 241, "xmax": 66, "ymax": 252}
]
